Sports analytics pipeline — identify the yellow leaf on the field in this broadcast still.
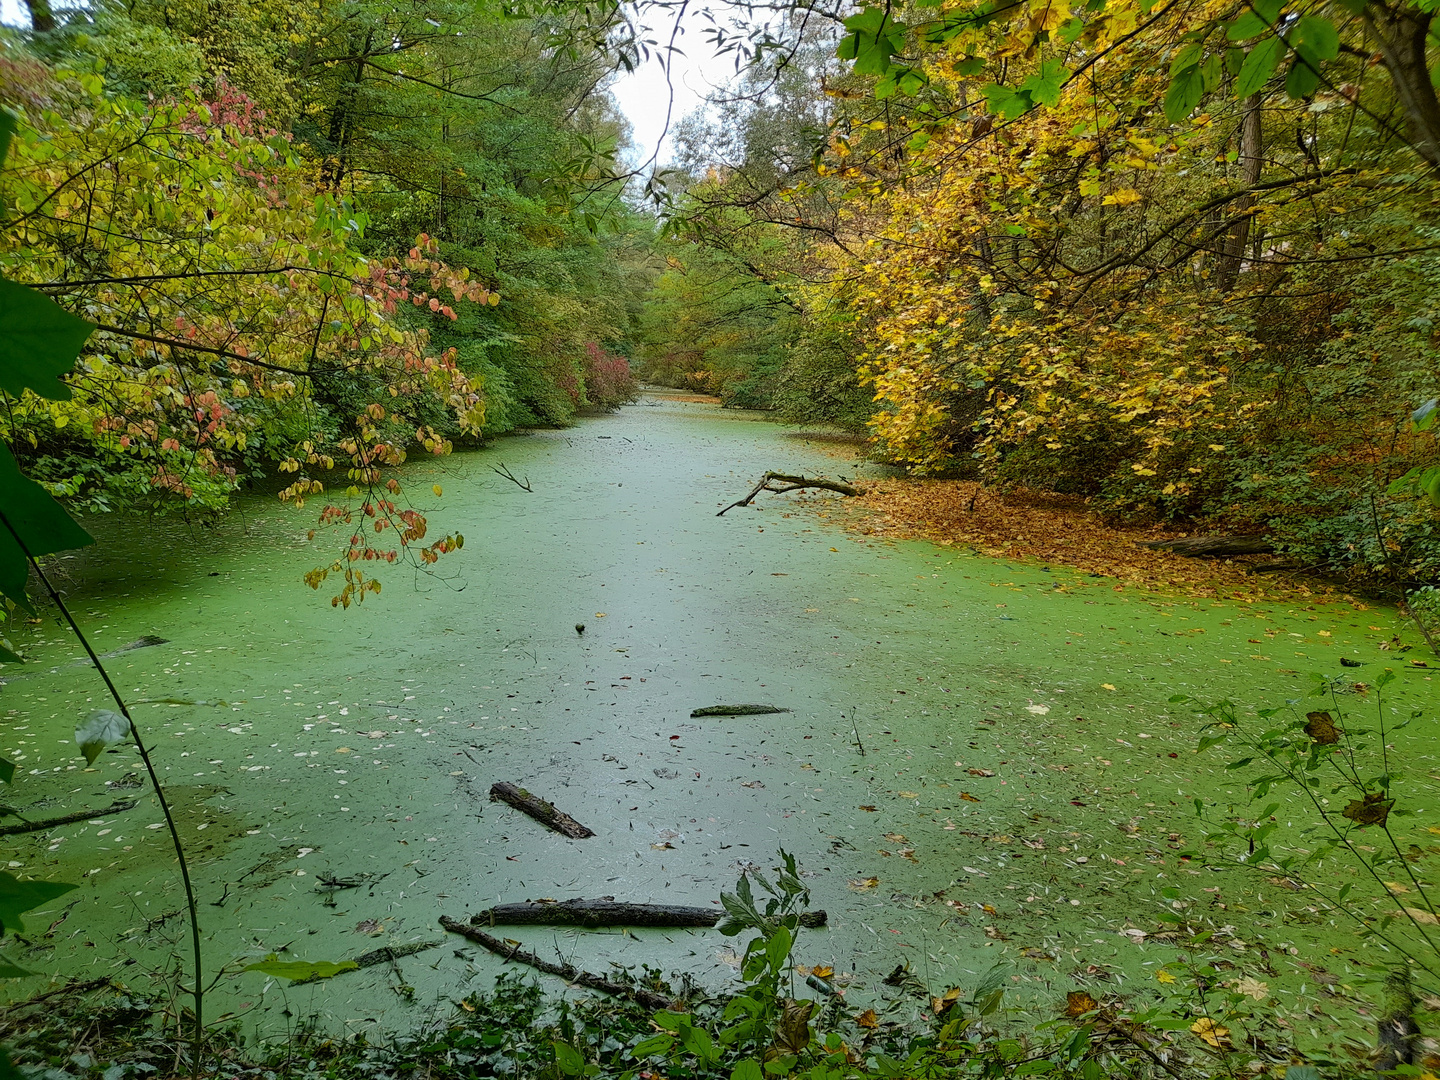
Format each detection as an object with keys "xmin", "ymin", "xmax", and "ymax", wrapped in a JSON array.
[
  {"xmin": 1102, "ymin": 188, "xmax": 1144, "ymax": 207},
  {"xmin": 1101, "ymin": 683, "xmax": 1116, "ymax": 691},
  {"xmin": 1190, "ymin": 1018, "xmax": 1230, "ymax": 1048},
  {"xmin": 432, "ymin": 484, "xmax": 443, "ymax": 497},
  {"xmin": 1402, "ymin": 907, "xmax": 1440, "ymax": 925},
  {"xmin": 1156, "ymin": 969, "xmax": 1177, "ymax": 984}
]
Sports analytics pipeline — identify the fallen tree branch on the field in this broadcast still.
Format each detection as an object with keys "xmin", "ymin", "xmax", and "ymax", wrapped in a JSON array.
[
  {"xmin": 1137, "ymin": 535, "xmax": 1273, "ymax": 557},
  {"xmin": 0, "ymin": 800, "xmax": 138, "ymax": 837},
  {"xmin": 490, "ymin": 463, "xmax": 532, "ymax": 491},
  {"xmin": 490, "ymin": 782, "xmax": 594, "ymax": 838},
  {"xmin": 691, "ymin": 704, "xmax": 789, "ymax": 718},
  {"xmin": 439, "ymin": 916, "xmax": 678, "ymax": 1010},
  {"xmin": 717, "ymin": 472, "xmax": 864, "ymax": 516},
  {"xmin": 470, "ymin": 899, "xmax": 827, "ymax": 929}
]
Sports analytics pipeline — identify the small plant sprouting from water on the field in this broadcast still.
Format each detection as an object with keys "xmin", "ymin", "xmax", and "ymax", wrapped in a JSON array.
[{"xmin": 1168, "ymin": 671, "xmax": 1437, "ymax": 1067}]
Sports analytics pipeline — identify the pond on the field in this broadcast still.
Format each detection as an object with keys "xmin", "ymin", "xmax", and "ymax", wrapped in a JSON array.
[{"xmin": 4, "ymin": 394, "xmax": 1435, "ymax": 1051}]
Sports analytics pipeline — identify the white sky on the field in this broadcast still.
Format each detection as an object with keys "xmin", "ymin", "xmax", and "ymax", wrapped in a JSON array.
[{"xmin": 0, "ymin": 0, "xmax": 734, "ymax": 167}]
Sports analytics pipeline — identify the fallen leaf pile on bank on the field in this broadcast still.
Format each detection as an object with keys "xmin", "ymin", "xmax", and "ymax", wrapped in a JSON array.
[{"xmin": 844, "ymin": 480, "xmax": 1337, "ymax": 600}]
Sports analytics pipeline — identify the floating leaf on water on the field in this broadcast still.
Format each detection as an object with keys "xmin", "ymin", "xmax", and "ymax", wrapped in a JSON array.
[
  {"xmin": 848, "ymin": 877, "xmax": 880, "ymax": 891},
  {"xmin": 1063, "ymin": 990, "xmax": 1098, "ymax": 1017},
  {"xmin": 931, "ymin": 987, "xmax": 963, "ymax": 1015},
  {"xmin": 960, "ymin": 792, "xmax": 981, "ymax": 803},
  {"xmin": 1190, "ymin": 1017, "xmax": 1231, "ymax": 1049},
  {"xmin": 1303, "ymin": 711, "xmax": 1340, "ymax": 744},
  {"xmin": 1342, "ymin": 792, "xmax": 1392, "ymax": 826},
  {"xmin": 858, "ymin": 805, "xmax": 878, "ymax": 812},
  {"xmin": 855, "ymin": 1008, "xmax": 879, "ymax": 1028},
  {"xmin": 1231, "ymin": 976, "xmax": 1269, "ymax": 1000},
  {"xmin": 967, "ymin": 768, "xmax": 995, "ymax": 777},
  {"xmin": 1156, "ymin": 969, "xmax": 1177, "ymax": 984},
  {"xmin": 1401, "ymin": 906, "xmax": 1440, "ymax": 926}
]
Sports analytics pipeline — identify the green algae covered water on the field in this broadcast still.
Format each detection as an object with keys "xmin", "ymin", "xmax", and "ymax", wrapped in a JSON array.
[{"xmin": 2, "ymin": 395, "xmax": 1436, "ymax": 1050}]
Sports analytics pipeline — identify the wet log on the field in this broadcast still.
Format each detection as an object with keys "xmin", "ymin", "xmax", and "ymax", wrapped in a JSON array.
[
  {"xmin": 0, "ymin": 800, "xmax": 137, "ymax": 837},
  {"xmin": 691, "ymin": 704, "xmax": 790, "ymax": 717},
  {"xmin": 1137, "ymin": 535, "xmax": 1273, "ymax": 557},
  {"xmin": 439, "ymin": 916, "xmax": 677, "ymax": 1010},
  {"xmin": 470, "ymin": 899, "xmax": 827, "ymax": 929},
  {"xmin": 718, "ymin": 472, "xmax": 864, "ymax": 516},
  {"xmin": 489, "ymin": 782, "xmax": 594, "ymax": 839}
]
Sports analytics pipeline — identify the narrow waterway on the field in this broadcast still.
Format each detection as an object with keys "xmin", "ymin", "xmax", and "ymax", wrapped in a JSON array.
[{"xmin": 5, "ymin": 395, "xmax": 1435, "ymax": 1049}]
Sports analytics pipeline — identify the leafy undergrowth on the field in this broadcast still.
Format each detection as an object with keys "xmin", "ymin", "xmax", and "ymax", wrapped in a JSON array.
[
  {"xmin": 844, "ymin": 480, "xmax": 1339, "ymax": 601},
  {"xmin": 0, "ymin": 967, "xmax": 1354, "ymax": 1080}
]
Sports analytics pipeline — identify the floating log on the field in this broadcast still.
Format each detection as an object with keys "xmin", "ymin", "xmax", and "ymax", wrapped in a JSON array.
[
  {"xmin": 439, "ymin": 916, "xmax": 677, "ymax": 1010},
  {"xmin": 691, "ymin": 704, "xmax": 790, "ymax": 718},
  {"xmin": 470, "ymin": 899, "xmax": 827, "ymax": 930},
  {"xmin": 1137, "ymin": 535, "xmax": 1273, "ymax": 557},
  {"xmin": 0, "ymin": 800, "xmax": 138, "ymax": 837},
  {"xmin": 489, "ymin": 782, "xmax": 594, "ymax": 839},
  {"xmin": 354, "ymin": 940, "xmax": 441, "ymax": 968},
  {"xmin": 718, "ymin": 472, "xmax": 864, "ymax": 516}
]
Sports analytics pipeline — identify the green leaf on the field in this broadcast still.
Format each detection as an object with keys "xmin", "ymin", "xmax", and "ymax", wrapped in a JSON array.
[
  {"xmin": 243, "ymin": 957, "xmax": 359, "ymax": 981},
  {"xmin": 1169, "ymin": 42, "xmax": 1203, "ymax": 77},
  {"xmin": 1285, "ymin": 1068, "xmax": 1322, "ymax": 1080},
  {"xmin": 1165, "ymin": 66, "xmax": 1205, "ymax": 121},
  {"xmin": 0, "ymin": 957, "xmax": 34, "ymax": 978},
  {"xmin": 0, "ymin": 279, "xmax": 94, "ymax": 403},
  {"xmin": 1236, "ymin": 36, "xmax": 1285, "ymax": 98},
  {"xmin": 75, "ymin": 709, "xmax": 132, "ymax": 767},
  {"xmin": 1201, "ymin": 52, "xmax": 1225, "ymax": 91},
  {"xmin": 981, "ymin": 83, "xmax": 1031, "ymax": 119},
  {"xmin": 0, "ymin": 760, "xmax": 13, "ymax": 786},
  {"xmin": 954, "ymin": 56, "xmax": 985, "ymax": 75},
  {"xmin": 1058, "ymin": 16, "xmax": 1086, "ymax": 42},
  {"xmin": 1285, "ymin": 58, "xmax": 1321, "ymax": 97},
  {"xmin": 1291, "ymin": 16, "xmax": 1340, "ymax": 61},
  {"xmin": 1227, "ymin": 0, "xmax": 1283, "ymax": 40},
  {"xmin": 630, "ymin": 1034, "xmax": 674, "ymax": 1058},
  {"xmin": 0, "ymin": 872, "xmax": 77, "ymax": 935},
  {"xmin": 1020, "ymin": 59, "xmax": 1070, "ymax": 107},
  {"xmin": 732, "ymin": 1061, "xmax": 764, "ymax": 1080},
  {"xmin": 0, "ymin": 641, "xmax": 19, "ymax": 665},
  {"xmin": 0, "ymin": 442, "xmax": 94, "ymax": 611},
  {"xmin": 553, "ymin": 1041, "xmax": 585, "ymax": 1076}
]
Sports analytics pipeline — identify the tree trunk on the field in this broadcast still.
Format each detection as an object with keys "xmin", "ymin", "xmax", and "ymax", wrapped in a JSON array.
[
  {"xmin": 320, "ymin": 30, "xmax": 374, "ymax": 190},
  {"xmin": 1217, "ymin": 95, "xmax": 1262, "ymax": 292},
  {"xmin": 1366, "ymin": 6, "xmax": 1440, "ymax": 174},
  {"xmin": 22, "ymin": 0, "xmax": 55, "ymax": 33}
]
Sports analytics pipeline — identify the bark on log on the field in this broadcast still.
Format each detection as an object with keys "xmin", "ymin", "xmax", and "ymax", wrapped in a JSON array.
[
  {"xmin": 0, "ymin": 800, "xmax": 138, "ymax": 837},
  {"xmin": 1137, "ymin": 535, "xmax": 1273, "ymax": 557},
  {"xmin": 489, "ymin": 782, "xmax": 594, "ymax": 838},
  {"xmin": 470, "ymin": 899, "xmax": 827, "ymax": 930},
  {"xmin": 439, "ymin": 915, "xmax": 678, "ymax": 1010},
  {"xmin": 691, "ymin": 704, "xmax": 790, "ymax": 717},
  {"xmin": 718, "ymin": 472, "xmax": 864, "ymax": 516}
]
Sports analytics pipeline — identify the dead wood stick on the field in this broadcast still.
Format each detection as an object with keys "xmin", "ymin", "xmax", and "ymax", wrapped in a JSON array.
[
  {"xmin": 691, "ymin": 704, "xmax": 789, "ymax": 717},
  {"xmin": 471, "ymin": 899, "xmax": 828, "ymax": 929},
  {"xmin": 717, "ymin": 472, "xmax": 864, "ymax": 516},
  {"xmin": 489, "ymin": 782, "xmax": 594, "ymax": 838},
  {"xmin": 354, "ymin": 940, "xmax": 441, "ymax": 968},
  {"xmin": 439, "ymin": 916, "xmax": 677, "ymax": 1010},
  {"xmin": 1136, "ymin": 534, "xmax": 1273, "ymax": 557},
  {"xmin": 0, "ymin": 800, "xmax": 138, "ymax": 837}
]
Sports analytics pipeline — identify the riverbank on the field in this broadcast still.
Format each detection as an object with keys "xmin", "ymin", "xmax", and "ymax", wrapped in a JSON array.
[{"xmin": 843, "ymin": 479, "xmax": 1335, "ymax": 601}]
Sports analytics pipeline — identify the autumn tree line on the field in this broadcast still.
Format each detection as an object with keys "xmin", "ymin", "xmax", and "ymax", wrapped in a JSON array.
[
  {"xmin": 637, "ymin": 0, "xmax": 1440, "ymax": 604},
  {"xmin": 0, "ymin": 0, "xmax": 646, "ymax": 528}
]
